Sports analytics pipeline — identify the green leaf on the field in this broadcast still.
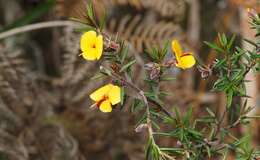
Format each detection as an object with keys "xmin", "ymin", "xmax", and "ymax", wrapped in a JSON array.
[
  {"xmin": 160, "ymin": 147, "xmax": 184, "ymax": 154},
  {"xmin": 153, "ymin": 132, "xmax": 173, "ymax": 137},
  {"xmin": 120, "ymin": 59, "xmax": 136, "ymax": 72},
  {"xmin": 204, "ymin": 41, "xmax": 225, "ymax": 53},
  {"xmin": 196, "ymin": 116, "xmax": 215, "ymax": 123},
  {"xmin": 160, "ymin": 41, "xmax": 169, "ymax": 60},
  {"xmin": 145, "ymin": 138, "xmax": 160, "ymax": 160},
  {"xmin": 131, "ymin": 99, "xmax": 144, "ymax": 112},
  {"xmin": 206, "ymin": 146, "xmax": 211, "ymax": 158},
  {"xmin": 86, "ymin": 1, "xmax": 95, "ymax": 21},
  {"xmin": 183, "ymin": 107, "xmax": 192, "ymax": 126},
  {"xmin": 160, "ymin": 76, "xmax": 176, "ymax": 81},
  {"xmin": 233, "ymin": 135, "xmax": 251, "ymax": 147},
  {"xmin": 227, "ymin": 34, "xmax": 236, "ymax": 51},
  {"xmin": 144, "ymin": 78, "xmax": 158, "ymax": 85},
  {"xmin": 91, "ymin": 73, "xmax": 105, "ymax": 80},
  {"xmin": 145, "ymin": 48, "xmax": 160, "ymax": 61},
  {"xmin": 159, "ymin": 91, "xmax": 173, "ymax": 97},
  {"xmin": 226, "ymin": 89, "xmax": 234, "ymax": 108},
  {"xmin": 174, "ymin": 107, "xmax": 181, "ymax": 121},
  {"xmin": 120, "ymin": 45, "xmax": 129, "ymax": 63},
  {"xmin": 251, "ymin": 53, "xmax": 260, "ymax": 59},
  {"xmin": 162, "ymin": 115, "xmax": 175, "ymax": 124},
  {"xmin": 145, "ymin": 138, "xmax": 153, "ymax": 160},
  {"xmin": 151, "ymin": 121, "xmax": 160, "ymax": 130},
  {"xmin": 213, "ymin": 76, "xmax": 229, "ymax": 91},
  {"xmin": 188, "ymin": 129, "xmax": 203, "ymax": 139},
  {"xmin": 100, "ymin": 67, "xmax": 112, "ymax": 76},
  {"xmin": 218, "ymin": 33, "xmax": 228, "ymax": 46}
]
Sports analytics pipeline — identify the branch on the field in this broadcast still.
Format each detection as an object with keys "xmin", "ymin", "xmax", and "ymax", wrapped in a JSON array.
[{"xmin": 102, "ymin": 66, "xmax": 174, "ymax": 118}]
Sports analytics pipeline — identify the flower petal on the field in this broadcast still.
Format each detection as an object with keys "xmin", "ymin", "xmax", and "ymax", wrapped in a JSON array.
[
  {"xmin": 80, "ymin": 31, "xmax": 101, "ymax": 61},
  {"xmin": 171, "ymin": 40, "xmax": 183, "ymax": 61},
  {"xmin": 99, "ymin": 100, "xmax": 112, "ymax": 112},
  {"xmin": 176, "ymin": 52, "xmax": 196, "ymax": 69},
  {"xmin": 82, "ymin": 49, "xmax": 97, "ymax": 60},
  {"xmin": 90, "ymin": 84, "xmax": 112, "ymax": 102},
  {"xmin": 95, "ymin": 35, "xmax": 103, "ymax": 60},
  {"xmin": 108, "ymin": 85, "xmax": 121, "ymax": 105},
  {"xmin": 80, "ymin": 31, "xmax": 97, "ymax": 52}
]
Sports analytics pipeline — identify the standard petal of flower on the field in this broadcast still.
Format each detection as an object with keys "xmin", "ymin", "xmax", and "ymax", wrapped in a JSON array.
[
  {"xmin": 89, "ymin": 84, "xmax": 112, "ymax": 102},
  {"xmin": 95, "ymin": 35, "xmax": 103, "ymax": 60},
  {"xmin": 177, "ymin": 54, "xmax": 196, "ymax": 69},
  {"xmin": 171, "ymin": 40, "xmax": 183, "ymax": 61},
  {"xmin": 108, "ymin": 85, "xmax": 121, "ymax": 105},
  {"xmin": 99, "ymin": 100, "xmax": 112, "ymax": 112},
  {"xmin": 80, "ymin": 31, "xmax": 97, "ymax": 52}
]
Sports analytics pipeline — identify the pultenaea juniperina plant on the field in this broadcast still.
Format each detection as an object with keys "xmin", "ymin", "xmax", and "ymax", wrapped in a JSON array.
[{"xmin": 75, "ymin": 3, "xmax": 260, "ymax": 159}]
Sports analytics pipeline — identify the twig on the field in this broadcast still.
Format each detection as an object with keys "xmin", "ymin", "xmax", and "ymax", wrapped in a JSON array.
[
  {"xmin": 0, "ymin": 21, "xmax": 78, "ymax": 40},
  {"xmin": 101, "ymin": 66, "xmax": 174, "ymax": 118},
  {"xmin": 224, "ymin": 117, "xmax": 241, "ymax": 130},
  {"xmin": 213, "ymin": 109, "xmax": 227, "ymax": 139},
  {"xmin": 243, "ymin": 60, "xmax": 257, "ymax": 77},
  {"xmin": 138, "ymin": 81, "xmax": 175, "ymax": 160},
  {"xmin": 139, "ymin": 90, "xmax": 153, "ymax": 136}
]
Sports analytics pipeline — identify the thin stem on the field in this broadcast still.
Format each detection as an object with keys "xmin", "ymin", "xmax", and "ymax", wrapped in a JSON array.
[
  {"xmin": 103, "ymin": 66, "xmax": 174, "ymax": 118},
  {"xmin": 139, "ymin": 90, "xmax": 153, "ymax": 136},
  {"xmin": 213, "ymin": 109, "xmax": 227, "ymax": 139},
  {"xmin": 0, "ymin": 21, "xmax": 78, "ymax": 40},
  {"xmin": 224, "ymin": 117, "xmax": 241, "ymax": 130},
  {"xmin": 101, "ymin": 66, "xmax": 176, "ymax": 159},
  {"xmin": 243, "ymin": 60, "xmax": 257, "ymax": 77}
]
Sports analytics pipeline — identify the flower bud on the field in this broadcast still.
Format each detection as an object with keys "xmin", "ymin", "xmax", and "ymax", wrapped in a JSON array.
[
  {"xmin": 144, "ymin": 62, "xmax": 161, "ymax": 80},
  {"xmin": 198, "ymin": 64, "xmax": 214, "ymax": 79}
]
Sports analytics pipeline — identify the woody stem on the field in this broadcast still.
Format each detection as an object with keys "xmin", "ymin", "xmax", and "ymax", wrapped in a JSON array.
[
  {"xmin": 101, "ymin": 66, "xmax": 176, "ymax": 159},
  {"xmin": 139, "ymin": 90, "xmax": 153, "ymax": 137}
]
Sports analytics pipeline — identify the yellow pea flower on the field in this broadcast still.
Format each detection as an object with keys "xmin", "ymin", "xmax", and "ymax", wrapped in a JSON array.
[
  {"xmin": 80, "ymin": 30, "xmax": 103, "ymax": 60},
  {"xmin": 171, "ymin": 40, "xmax": 196, "ymax": 69},
  {"xmin": 89, "ymin": 84, "xmax": 121, "ymax": 113}
]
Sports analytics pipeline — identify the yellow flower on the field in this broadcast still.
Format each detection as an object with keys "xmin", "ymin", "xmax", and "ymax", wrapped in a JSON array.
[
  {"xmin": 80, "ymin": 30, "xmax": 103, "ymax": 60},
  {"xmin": 171, "ymin": 40, "xmax": 196, "ymax": 69},
  {"xmin": 90, "ymin": 84, "xmax": 121, "ymax": 112}
]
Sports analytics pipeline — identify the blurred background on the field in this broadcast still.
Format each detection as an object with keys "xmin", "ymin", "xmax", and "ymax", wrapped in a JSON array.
[{"xmin": 0, "ymin": 0, "xmax": 259, "ymax": 159}]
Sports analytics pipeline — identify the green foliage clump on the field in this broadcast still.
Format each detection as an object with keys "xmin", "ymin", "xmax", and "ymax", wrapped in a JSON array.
[{"xmin": 76, "ymin": 4, "xmax": 260, "ymax": 159}]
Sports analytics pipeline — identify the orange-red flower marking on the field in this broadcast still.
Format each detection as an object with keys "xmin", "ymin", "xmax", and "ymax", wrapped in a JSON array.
[{"xmin": 90, "ymin": 84, "xmax": 121, "ymax": 112}]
